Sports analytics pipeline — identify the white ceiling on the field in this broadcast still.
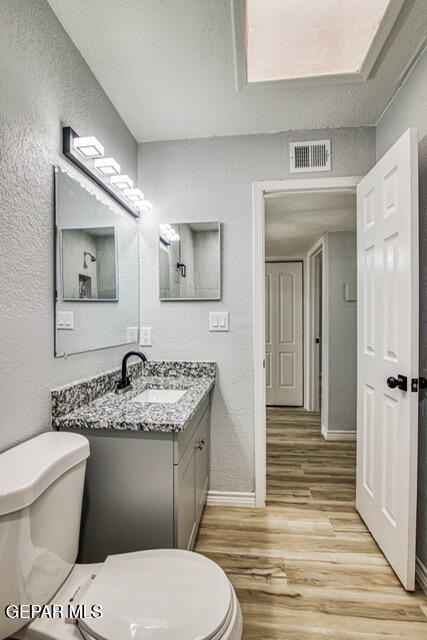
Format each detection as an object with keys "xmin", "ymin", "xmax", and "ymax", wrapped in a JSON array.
[
  {"xmin": 265, "ymin": 192, "xmax": 356, "ymax": 257},
  {"xmin": 47, "ymin": 0, "xmax": 427, "ymax": 142}
]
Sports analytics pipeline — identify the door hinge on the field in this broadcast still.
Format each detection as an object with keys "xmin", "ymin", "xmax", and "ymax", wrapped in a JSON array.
[
  {"xmin": 263, "ymin": 359, "xmax": 266, "ymax": 369},
  {"xmin": 411, "ymin": 378, "xmax": 418, "ymax": 392}
]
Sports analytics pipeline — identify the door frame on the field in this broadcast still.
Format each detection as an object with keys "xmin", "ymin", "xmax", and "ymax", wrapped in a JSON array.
[
  {"xmin": 306, "ymin": 238, "xmax": 324, "ymax": 413},
  {"xmin": 253, "ymin": 176, "xmax": 362, "ymax": 507}
]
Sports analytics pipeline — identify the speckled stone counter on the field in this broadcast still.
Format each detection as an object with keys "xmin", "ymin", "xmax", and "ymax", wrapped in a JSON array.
[{"xmin": 51, "ymin": 361, "xmax": 216, "ymax": 433}]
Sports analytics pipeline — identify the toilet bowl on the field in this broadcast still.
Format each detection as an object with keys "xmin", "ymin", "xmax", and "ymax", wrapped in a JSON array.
[
  {"xmin": 14, "ymin": 550, "xmax": 242, "ymax": 640},
  {"xmin": 0, "ymin": 432, "xmax": 242, "ymax": 640}
]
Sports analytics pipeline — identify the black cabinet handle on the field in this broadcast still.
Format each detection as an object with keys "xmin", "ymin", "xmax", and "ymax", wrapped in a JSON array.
[{"xmin": 196, "ymin": 438, "xmax": 206, "ymax": 451}]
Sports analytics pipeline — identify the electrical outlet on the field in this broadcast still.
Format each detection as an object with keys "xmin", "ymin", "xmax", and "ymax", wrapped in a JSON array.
[
  {"xmin": 140, "ymin": 327, "xmax": 152, "ymax": 346},
  {"xmin": 56, "ymin": 311, "xmax": 74, "ymax": 330},
  {"xmin": 127, "ymin": 327, "xmax": 138, "ymax": 343}
]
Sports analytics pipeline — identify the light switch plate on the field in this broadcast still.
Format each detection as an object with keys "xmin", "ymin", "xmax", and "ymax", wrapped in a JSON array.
[
  {"xmin": 140, "ymin": 327, "xmax": 152, "ymax": 346},
  {"xmin": 127, "ymin": 327, "xmax": 138, "ymax": 343},
  {"xmin": 56, "ymin": 311, "xmax": 74, "ymax": 330},
  {"xmin": 209, "ymin": 311, "xmax": 229, "ymax": 331},
  {"xmin": 344, "ymin": 282, "xmax": 357, "ymax": 302}
]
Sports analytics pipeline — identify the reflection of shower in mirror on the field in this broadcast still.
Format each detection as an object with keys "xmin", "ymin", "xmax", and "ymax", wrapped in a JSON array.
[
  {"xmin": 159, "ymin": 221, "xmax": 221, "ymax": 301},
  {"xmin": 60, "ymin": 226, "xmax": 118, "ymax": 301},
  {"xmin": 83, "ymin": 251, "xmax": 96, "ymax": 269}
]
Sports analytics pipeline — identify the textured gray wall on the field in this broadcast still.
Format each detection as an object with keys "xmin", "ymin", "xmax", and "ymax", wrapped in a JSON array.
[
  {"xmin": 323, "ymin": 232, "xmax": 357, "ymax": 434},
  {"xmin": 138, "ymin": 128, "xmax": 375, "ymax": 491},
  {"xmin": 376, "ymin": 49, "xmax": 427, "ymax": 569},
  {"xmin": 419, "ymin": 154, "xmax": 427, "ymax": 570},
  {"xmin": 376, "ymin": 48, "xmax": 427, "ymax": 160},
  {"xmin": 0, "ymin": 0, "xmax": 138, "ymax": 452}
]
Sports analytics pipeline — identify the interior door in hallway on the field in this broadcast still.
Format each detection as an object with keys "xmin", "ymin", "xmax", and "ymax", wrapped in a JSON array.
[
  {"xmin": 357, "ymin": 128, "xmax": 419, "ymax": 590},
  {"xmin": 265, "ymin": 261, "xmax": 303, "ymax": 406}
]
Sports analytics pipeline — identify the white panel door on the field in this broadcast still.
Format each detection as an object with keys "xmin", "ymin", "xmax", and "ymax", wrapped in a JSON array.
[
  {"xmin": 357, "ymin": 128, "xmax": 419, "ymax": 590},
  {"xmin": 265, "ymin": 268, "xmax": 274, "ymax": 403},
  {"xmin": 265, "ymin": 262, "xmax": 303, "ymax": 406}
]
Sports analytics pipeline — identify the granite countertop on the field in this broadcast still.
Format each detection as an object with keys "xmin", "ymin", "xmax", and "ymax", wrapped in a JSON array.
[{"xmin": 52, "ymin": 361, "xmax": 216, "ymax": 433}]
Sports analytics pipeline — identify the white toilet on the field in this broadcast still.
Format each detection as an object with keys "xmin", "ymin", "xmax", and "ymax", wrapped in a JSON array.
[{"xmin": 0, "ymin": 432, "xmax": 242, "ymax": 640}]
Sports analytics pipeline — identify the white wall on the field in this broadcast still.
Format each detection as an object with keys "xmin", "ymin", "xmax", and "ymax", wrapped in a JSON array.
[
  {"xmin": 0, "ymin": 0, "xmax": 138, "ymax": 453},
  {"xmin": 97, "ymin": 235, "xmax": 117, "ymax": 298},
  {"xmin": 322, "ymin": 232, "xmax": 357, "ymax": 434},
  {"xmin": 138, "ymin": 127, "xmax": 375, "ymax": 492},
  {"xmin": 193, "ymin": 230, "xmax": 220, "ymax": 298}
]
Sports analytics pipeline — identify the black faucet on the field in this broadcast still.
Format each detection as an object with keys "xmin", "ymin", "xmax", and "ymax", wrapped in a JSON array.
[{"xmin": 115, "ymin": 351, "xmax": 147, "ymax": 394}]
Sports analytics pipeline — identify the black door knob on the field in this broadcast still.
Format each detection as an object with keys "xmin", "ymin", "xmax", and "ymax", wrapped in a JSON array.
[
  {"xmin": 387, "ymin": 377, "xmax": 399, "ymax": 388},
  {"xmin": 387, "ymin": 375, "xmax": 408, "ymax": 391}
]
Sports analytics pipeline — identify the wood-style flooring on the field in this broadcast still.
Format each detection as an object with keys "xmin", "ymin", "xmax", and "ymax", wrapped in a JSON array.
[{"xmin": 195, "ymin": 407, "xmax": 427, "ymax": 639}]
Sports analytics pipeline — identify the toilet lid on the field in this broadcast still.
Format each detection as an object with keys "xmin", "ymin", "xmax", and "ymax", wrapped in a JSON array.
[{"xmin": 78, "ymin": 549, "xmax": 233, "ymax": 640}]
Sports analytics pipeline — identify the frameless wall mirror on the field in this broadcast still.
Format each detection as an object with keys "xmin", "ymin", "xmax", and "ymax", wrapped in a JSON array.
[
  {"xmin": 159, "ymin": 222, "xmax": 221, "ymax": 300},
  {"xmin": 54, "ymin": 168, "xmax": 139, "ymax": 357}
]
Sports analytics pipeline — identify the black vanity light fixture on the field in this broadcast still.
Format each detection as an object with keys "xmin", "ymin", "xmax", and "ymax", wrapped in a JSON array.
[{"xmin": 62, "ymin": 126, "xmax": 152, "ymax": 218}]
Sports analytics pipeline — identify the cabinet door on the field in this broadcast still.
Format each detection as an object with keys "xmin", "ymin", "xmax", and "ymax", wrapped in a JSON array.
[
  {"xmin": 73, "ymin": 429, "xmax": 174, "ymax": 562},
  {"xmin": 195, "ymin": 409, "xmax": 210, "ymax": 522},
  {"xmin": 175, "ymin": 439, "xmax": 197, "ymax": 550}
]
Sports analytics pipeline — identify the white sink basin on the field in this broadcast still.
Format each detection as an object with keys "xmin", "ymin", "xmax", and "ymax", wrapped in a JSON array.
[{"xmin": 131, "ymin": 389, "xmax": 186, "ymax": 404}]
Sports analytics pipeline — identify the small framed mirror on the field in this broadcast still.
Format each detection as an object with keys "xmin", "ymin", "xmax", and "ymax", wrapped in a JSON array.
[
  {"xmin": 159, "ymin": 222, "xmax": 221, "ymax": 301},
  {"xmin": 61, "ymin": 226, "xmax": 118, "ymax": 301}
]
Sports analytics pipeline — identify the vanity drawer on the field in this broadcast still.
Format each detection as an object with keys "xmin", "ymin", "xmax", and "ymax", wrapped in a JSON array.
[{"xmin": 173, "ymin": 394, "xmax": 209, "ymax": 464}]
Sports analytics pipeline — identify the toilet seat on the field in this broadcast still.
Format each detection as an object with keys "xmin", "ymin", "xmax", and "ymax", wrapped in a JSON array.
[{"xmin": 77, "ymin": 549, "xmax": 234, "ymax": 640}]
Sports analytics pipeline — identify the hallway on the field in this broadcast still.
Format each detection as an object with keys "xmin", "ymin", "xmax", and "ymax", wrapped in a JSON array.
[{"xmin": 195, "ymin": 407, "xmax": 427, "ymax": 639}]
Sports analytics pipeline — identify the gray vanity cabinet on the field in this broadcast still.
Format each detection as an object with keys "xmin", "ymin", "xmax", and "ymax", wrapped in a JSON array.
[
  {"xmin": 195, "ymin": 408, "xmax": 210, "ymax": 518},
  {"xmin": 175, "ymin": 403, "xmax": 210, "ymax": 549},
  {"xmin": 175, "ymin": 436, "xmax": 197, "ymax": 549},
  {"xmin": 66, "ymin": 395, "xmax": 211, "ymax": 563}
]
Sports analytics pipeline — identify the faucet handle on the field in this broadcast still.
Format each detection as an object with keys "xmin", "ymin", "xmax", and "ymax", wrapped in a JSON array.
[{"xmin": 115, "ymin": 376, "xmax": 132, "ymax": 394}]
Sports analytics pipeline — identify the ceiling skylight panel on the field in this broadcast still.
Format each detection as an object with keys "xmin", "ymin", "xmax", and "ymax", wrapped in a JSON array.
[{"xmin": 246, "ymin": 0, "xmax": 396, "ymax": 83}]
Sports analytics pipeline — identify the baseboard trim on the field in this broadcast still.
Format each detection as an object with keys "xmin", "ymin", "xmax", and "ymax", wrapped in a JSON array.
[
  {"xmin": 416, "ymin": 556, "xmax": 427, "ymax": 594},
  {"xmin": 321, "ymin": 424, "xmax": 357, "ymax": 441},
  {"xmin": 206, "ymin": 490, "xmax": 256, "ymax": 508}
]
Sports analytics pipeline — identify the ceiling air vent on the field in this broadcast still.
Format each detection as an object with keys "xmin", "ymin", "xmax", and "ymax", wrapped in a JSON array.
[{"xmin": 289, "ymin": 140, "xmax": 331, "ymax": 173}]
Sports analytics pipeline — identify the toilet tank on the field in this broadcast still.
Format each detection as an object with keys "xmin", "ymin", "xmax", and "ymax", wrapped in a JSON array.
[{"xmin": 0, "ymin": 431, "xmax": 90, "ymax": 639}]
